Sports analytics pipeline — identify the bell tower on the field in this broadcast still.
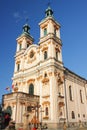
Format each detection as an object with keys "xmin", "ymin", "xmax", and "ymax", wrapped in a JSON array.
[
  {"xmin": 13, "ymin": 23, "xmax": 34, "ymax": 88},
  {"xmin": 38, "ymin": 6, "xmax": 66, "ymax": 128},
  {"xmin": 39, "ymin": 6, "xmax": 63, "ymax": 65},
  {"xmin": 39, "ymin": 6, "xmax": 61, "ymax": 39},
  {"xmin": 16, "ymin": 23, "xmax": 34, "ymax": 53}
]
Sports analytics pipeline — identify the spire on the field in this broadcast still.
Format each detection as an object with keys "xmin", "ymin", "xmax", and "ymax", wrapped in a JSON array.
[{"xmin": 45, "ymin": 3, "xmax": 53, "ymax": 17}]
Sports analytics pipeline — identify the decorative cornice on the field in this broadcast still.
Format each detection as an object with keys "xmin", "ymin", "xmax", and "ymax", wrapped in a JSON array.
[
  {"xmin": 42, "ymin": 95, "xmax": 50, "ymax": 98},
  {"xmin": 43, "ymin": 116, "xmax": 49, "ymax": 120},
  {"xmin": 41, "ymin": 46, "xmax": 48, "ymax": 52},
  {"xmin": 42, "ymin": 101, "xmax": 50, "ymax": 105},
  {"xmin": 27, "ymin": 79, "xmax": 35, "ymax": 83},
  {"xmin": 37, "ymin": 75, "xmax": 43, "ymax": 81},
  {"xmin": 14, "ymin": 87, "xmax": 18, "ymax": 92},
  {"xmin": 58, "ymin": 102, "xmax": 65, "ymax": 107},
  {"xmin": 12, "ymin": 102, "xmax": 16, "ymax": 105},
  {"xmin": 42, "ymin": 77, "xmax": 49, "ymax": 83},
  {"xmin": 16, "ymin": 60, "xmax": 20, "ymax": 64}
]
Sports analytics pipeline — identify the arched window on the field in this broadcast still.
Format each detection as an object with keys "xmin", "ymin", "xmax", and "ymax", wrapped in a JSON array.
[
  {"xmin": 45, "ymin": 107, "xmax": 48, "ymax": 116},
  {"xmin": 6, "ymin": 106, "xmax": 12, "ymax": 116},
  {"xmin": 44, "ymin": 51, "xmax": 47, "ymax": 60},
  {"xmin": 80, "ymin": 90, "xmax": 83, "ymax": 103},
  {"xmin": 72, "ymin": 111, "xmax": 75, "ymax": 119},
  {"xmin": 29, "ymin": 83, "xmax": 34, "ymax": 95},
  {"xmin": 69, "ymin": 86, "xmax": 72, "ymax": 101}
]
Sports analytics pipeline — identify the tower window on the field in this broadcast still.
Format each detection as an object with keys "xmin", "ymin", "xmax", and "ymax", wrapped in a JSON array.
[
  {"xmin": 17, "ymin": 64, "xmax": 20, "ymax": 72},
  {"xmin": 29, "ymin": 83, "xmax": 34, "ymax": 95},
  {"xmin": 47, "ymin": 13, "xmax": 49, "ymax": 16},
  {"xmin": 54, "ymin": 28, "xmax": 56, "ymax": 36},
  {"xmin": 69, "ymin": 86, "xmax": 72, "ymax": 101},
  {"xmin": 44, "ymin": 28, "xmax": 47, "ymax": 36},
  {"xmin": 27, "ymin": 44, "xmax": 29, "ymax": 48},
  {"xmin": 56, "ymin": 51, "xmax": 58, "ymax": 60},
  {"xmin": 44, "ymin": 51, "xmax": 48, "ymax": 60},
  {"xmin": 19, "ymin": 44, "xmax": 22, "ymax": 51}
]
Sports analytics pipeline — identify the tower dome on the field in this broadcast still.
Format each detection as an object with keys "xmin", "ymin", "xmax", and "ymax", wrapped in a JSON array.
[{"xmin": 45, "ymin": 6, "xmax": 53, "ymax": 17}]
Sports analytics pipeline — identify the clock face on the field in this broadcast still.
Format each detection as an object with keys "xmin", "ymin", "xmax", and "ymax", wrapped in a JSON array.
[{"xmin": 30, "ymin": 51, "xmax": 34, "ymax": 58}]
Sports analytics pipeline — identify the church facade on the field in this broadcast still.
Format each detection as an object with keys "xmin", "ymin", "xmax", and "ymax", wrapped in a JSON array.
[{"xmin": 2, "ymin": 6, "xmax": 87, "ymax": 129}]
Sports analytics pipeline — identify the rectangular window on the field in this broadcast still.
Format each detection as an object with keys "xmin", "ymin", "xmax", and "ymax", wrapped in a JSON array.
[
  {"xmin": 72, "ymin": 111, "xmax": 75, "ymax": 119},
  {"xmin": 56, "ymin": 51, "xmax": 58, "ymax": 60},
  {"xmin": 45, "ymin": 107, "xmax": 48, "ymax": 116},
  {"xmin": 80, "ymin": 90, "xmax": 83, "ymax": 103},
  {"xmin": 19, "ymin": 44, "xmax": 22, "ymax": 51},
  {"xmin": 44, "ymin": 51, "xmax": 47, "ymax": 60},
  {"xmin": 54, "ymin": 28, "xmax": 56, "ymax": 36},
  {"xmin": 27, "ymin": 44, "xmax": 29, "ymax": 48},
  {"xmin": 17, "ymin": 64, "xmax": 20, "ymax": 72},
  {"xmin": 69, "ymin": 86, "xmax": 73, "ymax": 101},
  {"xmin": 44, "ymin": 28, "xmax": 47, "ymax": 36},
  {"xmin": 83, "ymin": 114, "xmax": 85, "ymax": 118},
  {"xmin": 27, "ymin": 106, "xmax": 32, "ymax": 112}
]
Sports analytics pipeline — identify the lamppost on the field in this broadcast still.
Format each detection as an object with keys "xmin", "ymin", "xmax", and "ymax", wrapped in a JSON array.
[{"xmin": 33, "ymin": 102, "xmax": 40, "ymax": 128}]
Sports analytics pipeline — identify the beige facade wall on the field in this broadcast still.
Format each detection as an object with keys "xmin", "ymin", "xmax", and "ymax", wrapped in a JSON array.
[{"xmin": 65, "ymin": 71, "xmax": 87, "ymax": 123}]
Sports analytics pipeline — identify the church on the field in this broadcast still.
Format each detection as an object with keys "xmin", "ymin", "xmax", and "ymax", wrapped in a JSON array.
[{"xmin": 2, "ymin": 6, "xmax": 87, "ymax": 129}]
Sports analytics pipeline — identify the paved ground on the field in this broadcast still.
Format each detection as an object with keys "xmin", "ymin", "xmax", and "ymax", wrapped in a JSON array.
[
  {"xmin": 1, "ymin": 127, "xmax": 87, "ymax": 130},
  {"xmin": 49, "ymin": 128, "xmax": 87, "ymax": 130},
  {"xmin": 74, "ymin": 128, "xmax": 87, "ymax": 130},
  {"xmin": 61, "ymin": 128, "xmax": 87, "ymax": 130}
]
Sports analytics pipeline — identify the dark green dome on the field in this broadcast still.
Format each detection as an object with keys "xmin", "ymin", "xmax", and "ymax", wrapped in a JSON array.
[
  {"xmin": 45, "ymin": 6, "xmax": 53, "ymax": 17},
  {"xmin": 23, "ymin": 24, "xmax": 30, "ymax": 34}
]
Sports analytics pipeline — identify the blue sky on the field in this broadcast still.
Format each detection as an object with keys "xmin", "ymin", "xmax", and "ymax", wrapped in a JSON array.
[{"xmin": 0, "ymin": 0, "xmax": 87, "ymax": 100}]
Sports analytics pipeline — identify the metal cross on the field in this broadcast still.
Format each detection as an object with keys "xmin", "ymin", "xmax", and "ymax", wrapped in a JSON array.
[{"xmin": 47, "ymin": 0, "xmax": 51, "ymax": 7}]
